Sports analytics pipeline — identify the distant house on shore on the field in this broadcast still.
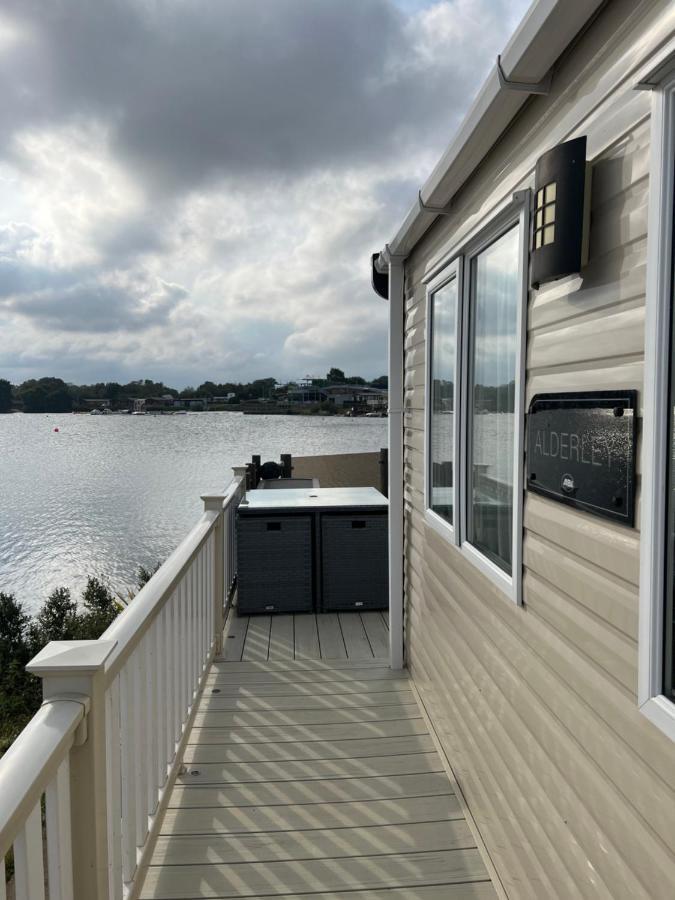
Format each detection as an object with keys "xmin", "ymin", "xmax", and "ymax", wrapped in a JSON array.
[{"xmin": 287, "ymin": 384, "xmax": 388, "ymax": 409}]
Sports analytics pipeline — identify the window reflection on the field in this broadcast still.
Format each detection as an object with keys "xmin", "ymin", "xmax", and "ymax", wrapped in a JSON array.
[
  {"xmin": 468, "ymin": 226, "xmax": 519, "ymax": 573},
  {"xmin": 429, "ymin": 276, "xmax": 457, "ymax": 526}
]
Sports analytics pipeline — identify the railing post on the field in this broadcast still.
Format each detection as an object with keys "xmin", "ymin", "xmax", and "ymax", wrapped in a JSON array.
[
  {"xmin": 202, "ymin": 495, "xmax": 225, "ymax": 654},
  {"xmin": 27, "ymin": 640, "xmax": 117, "ymax": 900}
]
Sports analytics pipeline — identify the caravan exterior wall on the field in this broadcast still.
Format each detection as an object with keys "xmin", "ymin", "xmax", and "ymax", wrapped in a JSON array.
[{"xmin": 400, "ymin": 0, "xmax": 675, "ymax": 898}]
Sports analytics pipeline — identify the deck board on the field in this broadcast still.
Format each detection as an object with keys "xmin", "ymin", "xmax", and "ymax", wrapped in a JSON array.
[
  {"xmin": 193, "ymin": 704, "xmax": 421, "ymax": 728},
  {"xmin": 182, "ymin": 734, "xmax": 436, "ymax": 764},
  {"xmin": 339, "ymin": 612, "xmax": 375, "ymax": 658},
  {"xmin": 161, "ymin": 794, "xmax": 461, "ymax": 835},
  {"xmin": 169, "ymin": 772, "xmax": 455, "ymax": 809},
  {"xmin": 293, "ymin": 613, "xmax": 321, "ymax": 659},
  {"xmin": 175, "ymin": 752, "xmax": 441, "ymax": 785},
  {"xmin": 241, "ymin": 615, "xmax": 271, "ymax": 661},
  {"xmin": 268, "ymin": 614, "xmax": 295, "ymax": 660},
  {"xmin": 317, "ymin": 613, "xmax": 347, "ymax": 659},
  {"xmin": 137, "ymin": 610, "xmax": 497, "ymax": 899},
  {"xmin": 187, "ymin": 719, "xmax": 430, "ymax": 744},
  {"xmin": 361, "ymin": 612, "xmax": 389, "ymax": 657},
  {"xmin": 201, "ymin": 679, "xmax": 410, "ymax": 696},
  {"xmin": 151, "ymin": 820, "xmax": 475, "ymax": 864},
  {"xmin": 140, "ymin": 849, "xmax": 491, "ymax": 898},
  {"xmin": 198, "ymin": 690, "xmax": 415, "ymax": 711},
  {"xmin": 221, "ymin": 614, "xmax": 248, "ymax": 661}
]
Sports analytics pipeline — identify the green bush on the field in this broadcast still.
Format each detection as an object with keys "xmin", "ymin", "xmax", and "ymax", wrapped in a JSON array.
[{"xmin": 0, "ymin": 566, "xmax": 158, "ymax": 756}]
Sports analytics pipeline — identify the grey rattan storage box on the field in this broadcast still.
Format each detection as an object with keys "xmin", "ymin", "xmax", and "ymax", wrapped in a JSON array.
[
  {"xmin": 237, "ymin": 515, "xmax": 313, "ymax": 614},
  {"xmin": 320, "ymin": 513, "xmax": 388, "ymax": 611},
  {"xmin": 236, "ymin": 487, "xmax": 388, "ymax": 615}
]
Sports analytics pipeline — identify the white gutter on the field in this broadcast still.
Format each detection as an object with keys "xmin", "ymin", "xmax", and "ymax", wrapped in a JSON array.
[{"xmin": 375, "ymin": 0, "xmax": 605, "ymax": 272}]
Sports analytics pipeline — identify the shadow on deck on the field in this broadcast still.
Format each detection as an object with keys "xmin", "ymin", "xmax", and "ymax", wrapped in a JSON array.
[{"xmin": 136, "ymin": 609, "xmax": 499, "ymax": 899}]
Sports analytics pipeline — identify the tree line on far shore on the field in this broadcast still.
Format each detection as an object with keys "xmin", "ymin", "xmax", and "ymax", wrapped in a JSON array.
[{"xmin": 0, "ymin": 367, "xmax": 389, "ymax": 414}]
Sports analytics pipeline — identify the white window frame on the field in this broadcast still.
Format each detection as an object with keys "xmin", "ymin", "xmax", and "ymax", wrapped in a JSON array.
[
  {"xmin": 424, "ymin": 194, "xmax": 529, "ymax": 605},
  {"xmin": 638, "ymin": 72, "xmax": 675, "ymax": 741},
  {"xmin": 424, "ymin": 259, "xmax": 462, "ymax": 546}
]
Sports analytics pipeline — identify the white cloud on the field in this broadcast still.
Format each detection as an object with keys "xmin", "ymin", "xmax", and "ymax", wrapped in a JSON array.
[{"xmin": 0, "ymin": 0, "xmax": 532, "ymax": 386}]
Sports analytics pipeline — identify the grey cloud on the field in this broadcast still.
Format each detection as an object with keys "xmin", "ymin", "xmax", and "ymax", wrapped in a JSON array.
[
  {"xmin": 6, "ymin": 279, "xmax": 187, "ymax": 333},
  {"xmin": 1, "ymin": 0, "xmax": 509, "ymax": 196}
]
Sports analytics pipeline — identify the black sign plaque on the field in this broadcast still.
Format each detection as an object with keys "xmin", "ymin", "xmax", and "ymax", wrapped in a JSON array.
[{"xmin": 526, "ymin": 390, "xmax": 637, "ymax": 525}]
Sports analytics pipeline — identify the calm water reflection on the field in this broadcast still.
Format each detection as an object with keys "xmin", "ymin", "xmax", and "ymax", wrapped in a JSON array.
[{"xmin": 0, "ymin": 412, "xmax": 387, "ymax": 610}]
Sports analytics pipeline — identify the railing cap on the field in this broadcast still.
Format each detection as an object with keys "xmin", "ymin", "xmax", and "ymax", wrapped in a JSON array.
[
  {"xmin": 201, "ymin": 493, "xmax": 226, "ymax": 511},
  {"xmin": 27, "ymin": 639, "xmax": 117, "ymax": 676}
]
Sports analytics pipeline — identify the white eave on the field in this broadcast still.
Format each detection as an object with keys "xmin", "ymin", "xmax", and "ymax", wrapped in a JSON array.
[{"xmin": 375, "ymin": 0, "xmax": 606, "ymax": 272}]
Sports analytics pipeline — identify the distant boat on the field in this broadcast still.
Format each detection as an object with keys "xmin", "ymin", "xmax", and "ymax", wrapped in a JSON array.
[
  {"xmin": 131, "ymin": 410, "xmax": 146, "ymax": 416},
  {"xmin": 90, "ymin": 408, "xmax": 103, "ymax": 415}
]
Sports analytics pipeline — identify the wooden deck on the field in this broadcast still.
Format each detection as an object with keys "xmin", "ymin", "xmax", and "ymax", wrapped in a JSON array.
[
  {"xmin": 220, "ymin": 609, "xmax": 392, "ymax": 662},
  {"xmin": 137, "ymin": 610, "xmax": 498, "ymax": 899}
]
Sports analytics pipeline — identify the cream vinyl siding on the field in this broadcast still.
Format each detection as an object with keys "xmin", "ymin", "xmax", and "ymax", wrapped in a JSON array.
[{"xmin": 402, "ymin": 0, "xmax": 675, "ymax": 898}]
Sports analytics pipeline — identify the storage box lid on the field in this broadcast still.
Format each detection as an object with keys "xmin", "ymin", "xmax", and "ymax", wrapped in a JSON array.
[{"xmin": 240, "ymin": 487, "xmax": 388, "ymax": 512}]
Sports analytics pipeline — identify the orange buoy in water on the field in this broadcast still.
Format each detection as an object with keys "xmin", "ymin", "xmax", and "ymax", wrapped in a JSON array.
[{"xmin": 53, "ymin": 427, "xmax": 59, "ymax": 432}]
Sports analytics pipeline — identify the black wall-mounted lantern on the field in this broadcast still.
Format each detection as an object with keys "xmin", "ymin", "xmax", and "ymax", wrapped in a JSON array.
[
  {"xmin": 531, "ymin": 136, "xmax": 591, "ymax": 289},
  {"xmin": 371, "ymin": 253, "xmax": 389, "ymax": 300}
]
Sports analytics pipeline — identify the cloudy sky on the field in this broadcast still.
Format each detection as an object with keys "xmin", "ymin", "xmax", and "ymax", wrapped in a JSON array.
[{"xmin": 0, "ymin": 0, "xmax": 530, "ymax": 388}]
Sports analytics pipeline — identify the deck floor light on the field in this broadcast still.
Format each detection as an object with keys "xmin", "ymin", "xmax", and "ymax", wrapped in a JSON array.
[{"xmin": 531, "ymin": 136, "xmax": 591, "ymax": 289}]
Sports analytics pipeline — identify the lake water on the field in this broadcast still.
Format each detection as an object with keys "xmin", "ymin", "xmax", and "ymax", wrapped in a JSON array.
[{"xmin": 0, "ymin": 413, "xmax": 387, "ymax": 611}]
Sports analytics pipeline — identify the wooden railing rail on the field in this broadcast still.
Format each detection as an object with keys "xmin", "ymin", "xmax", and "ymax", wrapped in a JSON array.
[{"xmin": 0, "ymin": 469, "xmax": 247, "ymax": 900}]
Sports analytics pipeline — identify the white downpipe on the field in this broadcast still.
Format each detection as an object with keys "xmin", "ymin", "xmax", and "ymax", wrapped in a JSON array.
[{"xmin": 388, "ymin": 256, "xmax": 405, "ymax": 670}]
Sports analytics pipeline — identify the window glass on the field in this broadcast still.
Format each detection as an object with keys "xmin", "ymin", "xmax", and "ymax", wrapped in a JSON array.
[
  {"xmin": 467, "ymin": 225, "xmax": 520, "ymax": 573},
  {"xmin": 429, "ymin": 276, "xmax": 457, "ymax": 526}
]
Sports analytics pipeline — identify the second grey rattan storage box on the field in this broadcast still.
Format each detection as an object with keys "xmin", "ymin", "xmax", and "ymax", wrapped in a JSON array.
[
  {"xmin": 237, "ymin": 515, "xmax": 313, "ymax": 614},
  {"xmin": 320, "ymin": 513, "xmax": 388, "ymax": 611}
]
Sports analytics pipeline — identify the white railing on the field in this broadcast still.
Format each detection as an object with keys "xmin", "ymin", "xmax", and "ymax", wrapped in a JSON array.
[{"xmin": 0, "ymin": 470, "xmax": 246, "ymax": 900}]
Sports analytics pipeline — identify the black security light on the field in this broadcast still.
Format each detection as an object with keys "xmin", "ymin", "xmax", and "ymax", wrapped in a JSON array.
[
  {"xmin": 371, "ymin": 253, "xmax": 388, "ymax": 300},
  {"xmin": 531, "ymin": 136, "xmax": 590, "ymax": 289}
]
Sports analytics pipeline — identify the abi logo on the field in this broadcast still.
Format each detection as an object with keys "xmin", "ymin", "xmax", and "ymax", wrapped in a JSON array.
[{"xmin": 560, "ymin": 474, "xmax": 576, "ymax": 495}]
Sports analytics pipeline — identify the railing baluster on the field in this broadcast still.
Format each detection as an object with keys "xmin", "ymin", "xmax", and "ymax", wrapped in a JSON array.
[
  {"xmin": 120, "ymin": 661, "xmax": 137, "ymax": 882},
  {"xmin": 211, "ymin": 535, "xmax": 215, "ymax": 651},
  {"xmin": 13, "ymin": 802, "xmax": 45, "ymax": 900},
  {"xmin": 134, "ymin": 642, "xmax": 148, "ymax": 847},
  {"xmin": 156, "ymin": 608, "xmax": 167, "ymax": 790},
  {"xmin": 146, "ymin": 630, "xmax": 157, "ymax": 817},
  {"xmin": 194, "ymin": 548, "xmax": 201, "ymax": 678},
  {"xmin": 190, "ymin": 560, "xmax": 197, "ymax": 697},
  {"xmin": 0, "ymin": 858, "xmax": 6, "ymax": 900},
  {"xmin": 174, "ymin": 584, "xmax": 183, "ymax": 738},
  {"xmin": 168, "ymin": 586, "xmax": 180, "ymax": 744},
  {"xmin": 106, "ymin": 677, "xmax": 123, "ymax": 900},
  {"xmin": 181, "ymin": 579, "xmax": 189, "ymax": 722},
  {"xmin": 204, "ymin": 541, "xmax": 210, "ymax": 663},
  {"xmin": 46, "ymin": 756, "xmax": 74, "ymax": 900},
  {"xmin": 200, "ymin": 543, "xmax": 206, "ymax": 664}
]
